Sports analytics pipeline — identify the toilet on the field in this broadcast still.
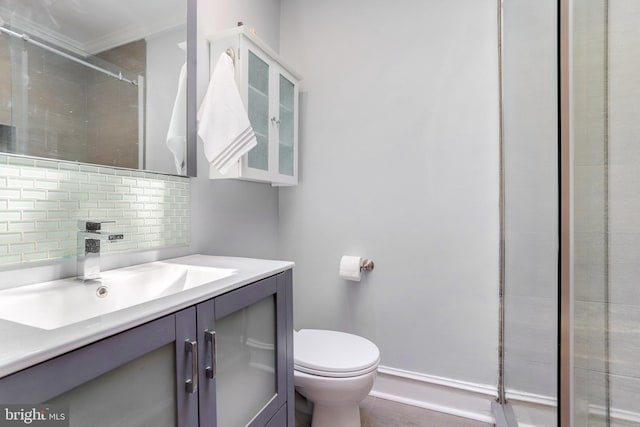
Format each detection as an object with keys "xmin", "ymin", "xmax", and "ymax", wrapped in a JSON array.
[{"xmin": 294, "ymin": 329, "xmax": 380, "ymax": 427}]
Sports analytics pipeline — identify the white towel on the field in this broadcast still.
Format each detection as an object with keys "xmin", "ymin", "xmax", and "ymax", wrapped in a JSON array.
[
  {"xmin": 166, "ymin": 62, "xmax": 187, "ymax": 175},
  {"xmin": 197, "ymin": 53, "xmax": 257, "ymax": 174}
]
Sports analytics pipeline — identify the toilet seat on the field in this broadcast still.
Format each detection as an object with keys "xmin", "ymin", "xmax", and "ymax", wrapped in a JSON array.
[{"xmin": 294, "ymin": 329, "xmax": 380, "ymax": 378}]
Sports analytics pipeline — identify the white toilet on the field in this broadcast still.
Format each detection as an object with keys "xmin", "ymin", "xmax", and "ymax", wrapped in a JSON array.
[{"xmin": 294, "ymin": 329, "xmax": 380, "ymax": 427}]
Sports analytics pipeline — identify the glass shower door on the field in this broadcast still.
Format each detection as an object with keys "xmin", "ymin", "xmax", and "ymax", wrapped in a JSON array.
[
  {"xmin": 501, "ymin": 0, "xmax": 558, "ymax": 425},
  {"xmin": 572, "ymin": 0, "xmax": 640, "ymax": 425}
]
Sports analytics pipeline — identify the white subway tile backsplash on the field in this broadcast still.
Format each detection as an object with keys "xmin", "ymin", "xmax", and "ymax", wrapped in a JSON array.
[
  {"xmin": 79, "ymin": 165, "xmax": 99, "ymax": 173},
  {"xmin": 105, "ymin": 176, "xmax": 122, "ymax": 185},
  {"xmin": 36, "ymin": 241, "xmax": 59, "ymax": 251},
  {"xmin": 35, "ymin": 160, "xmax": 59, "ymax": 169},
  {"xmin": 0, "ymin": 154, "xmax": 190, "ymax": 265},
  {"xmin": 20, "ymin": 168, "xmax": 46, "ymax": 178},
  {"xmin": 47, "ymin": 191, "xmax": 70, "ymax": 200},
  {"xmin": 59, "ymin": 182, "xmax": 79, "ymax": 191},
  {"xmin": 0, "ymin": 255, "xmax": 22, "ymax": 265},
  {"xmin": 8, "ymin": 177, "xmax": 35, "ymax": 189},
  {"xmin": 21, "ymin": 232, "xmax": 47, "ymax": 242},
  {"xmin": 35, "ymin": 180, "xmax": 60, "ymax": 190},
  {"xmin": 35, "ymin": 220, "xmax": 60, "ymax": 230},
  {"xmin": 8, "ymin": 222, "xmax": 35, "ymax": 232},
  {"xmin": 89, "ymin": 174, "xmax": 107, "ymax": 183},
  {"xmin": 10, "ymin": 242, "xmax": 35, "ymax": 253},
  {"xmin": 47, "ymin": 210, "xmax": 71, "ymax": 219},
  {"xmin": 21, "ymin": 189, "xmax": 47, "ymax": 200},
  {"xmin": 58, "ymin": 163, "xmax": 79, "ymax": 172},
  {"xmin": 59, "ymin": 239, "xmax": 76, "ymax": 249},
  {"xmin": 69, "ymin": 172, "xmax": 89, "ymax": 182},
  {"xmin": 7, "ymin": 157, "xmax": 33, "ymax": 167},
  {"xmin": 23, "ymin": 252, "xmax": 49, "ymax": 262},
  {"xmin": 0, "ymin": 212, "xmax": 21, "ymax": 221},
  {"xmin": 59, "ymin": 201, "xmax": 80, "ymax": 210},
  {"xmin": 35, "ymin": 200, "xmax": 60, "ymax": 209},
  {"xmin": 8, "ymin": 200, "xmax": 35, "ymax": 210},
  {"xmin": 0, "ymin": 189, "xmax": 21, "ymax": 199},
  {"xmin": 0, "ymin": 165, "xmax": 21, "ymax": 176},
  {"xmin": 44, "ymin": 170, "xmax": 70, "ymax": 180},
  {"xmin": 46, "ymin": 230, "xmax": 72, "ymax": 240},
  {"xmin": 22, "ymin": 211, "xmax": 47, "ymax": 220}
]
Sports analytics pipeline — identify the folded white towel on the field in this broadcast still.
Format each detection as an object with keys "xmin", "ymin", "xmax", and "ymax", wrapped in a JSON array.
[
  {"xmin": 166, "ymin": 62, "xmax": 187, "ymax": 175},
  {"xmin": 197, "ymin": 53, "xmax": 257, "ymax": 174}
]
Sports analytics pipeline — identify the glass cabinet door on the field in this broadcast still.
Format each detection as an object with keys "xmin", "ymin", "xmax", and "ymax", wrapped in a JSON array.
[
  {"xmin": 0, "ymin": 312, "xmax": 199, "ymax": 427},
  {"xmin": 215, "ymin": 294, "xmax": 276, "ymax": 426},
  {"xmin": 246, "ymin": 50, "xmax": 270, "ymax": 172},
  {"xmin": 47, "ymin": 344, "xmax": 177, "ymax": 427},
  {"xmin": 278, "ymin": 74, "xmax": 295, "ymax": 178},
  {"xmin": 201, "ymin": 275, "xmax": 286, "ymax": 427}
]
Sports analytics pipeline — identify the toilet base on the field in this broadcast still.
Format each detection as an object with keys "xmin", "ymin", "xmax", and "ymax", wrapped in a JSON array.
[{"xmin": 311, "ymin": 403, "xmax": 361, "ymax": 427}]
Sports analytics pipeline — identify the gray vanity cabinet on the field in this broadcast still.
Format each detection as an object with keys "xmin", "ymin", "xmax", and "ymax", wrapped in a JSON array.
[
  {"xmin": 0, "ymin": 270, "xmax": 293, "ymax": 427},
  {"xmin": 196, "ymin": 272, "xmax": 292, "ymax": 427},
  {"xmin": 0, "ymin": 310, "xmax": 199, "ymax": 426}
]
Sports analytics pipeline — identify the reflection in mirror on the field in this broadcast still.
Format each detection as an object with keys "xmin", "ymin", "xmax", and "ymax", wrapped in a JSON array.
[{"xmin": 0, "ymin": 0, "xmax": 191, "ymax": 176}]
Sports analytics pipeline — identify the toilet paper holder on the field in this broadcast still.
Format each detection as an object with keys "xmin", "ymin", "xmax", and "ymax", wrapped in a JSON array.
[{"xmin": 360, "ymin": 259, "xmax": 375, "ymax": 272}]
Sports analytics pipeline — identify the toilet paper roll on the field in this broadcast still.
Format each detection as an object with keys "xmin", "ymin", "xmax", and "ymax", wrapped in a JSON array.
[{"xmin": 340, "ymin": 255, "xmax": 362, "ymax": 282}]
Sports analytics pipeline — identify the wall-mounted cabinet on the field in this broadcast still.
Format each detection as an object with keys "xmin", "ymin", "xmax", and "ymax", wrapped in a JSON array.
[
  {"xmin": 0, "ymin": 271, "xmax": 294, "ymax": 427},
  {"xmin": 208, "ymin": 27, "xmax": 301, "ymax": 186}
]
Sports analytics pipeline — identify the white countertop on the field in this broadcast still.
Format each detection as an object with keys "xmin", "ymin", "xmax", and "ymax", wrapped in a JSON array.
[{"xmin": 0, "ymin": 254, "xmax": 294, "ymax": 378}]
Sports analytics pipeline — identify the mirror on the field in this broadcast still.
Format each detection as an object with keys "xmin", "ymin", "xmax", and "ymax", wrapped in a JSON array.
[{"xmin": 0, "ymin": 0, "xmax": 196, "ymax": 177}]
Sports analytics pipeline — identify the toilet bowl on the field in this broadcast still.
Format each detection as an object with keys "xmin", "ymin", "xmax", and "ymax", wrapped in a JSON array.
[{"xmin": 294, "ymin": 329, "xmax": 380, "ymax": 427}]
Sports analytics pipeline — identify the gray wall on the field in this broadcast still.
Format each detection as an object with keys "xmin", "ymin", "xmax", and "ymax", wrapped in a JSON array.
[
  {"xmin": 191, "ymin": 0, "xmax": 282, "ymax": 260},
  {"xmin": 277, "ymin": 0, "xmax": 501, "ymax": 385}
]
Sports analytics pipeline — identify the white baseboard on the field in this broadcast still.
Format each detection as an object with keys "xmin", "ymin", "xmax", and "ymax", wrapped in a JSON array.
[
  {"xmin": 587, "ymin": 404, "xmax": 640, "ymax": 426},
  {"xmin": 370, "ymin": 366, "xmax": 640, "ymax": 427},
  {"xmin": 370, "ymin": 366, "xmax": 562, "ymax": 426},
  {"xmin": 369, "ymin": 366, "xmax": 498, "ymax": 424}
]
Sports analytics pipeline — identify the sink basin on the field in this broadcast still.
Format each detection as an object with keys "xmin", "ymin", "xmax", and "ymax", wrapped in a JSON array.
[{"xmin": 0, "ymin": 261, "xmax": 236, "ymax": 330}]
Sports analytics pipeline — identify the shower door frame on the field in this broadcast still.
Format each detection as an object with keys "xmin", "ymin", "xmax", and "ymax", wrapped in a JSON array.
[{"xmin": 559, "ymin": 0, "xmax": 572, "ymax": 426}]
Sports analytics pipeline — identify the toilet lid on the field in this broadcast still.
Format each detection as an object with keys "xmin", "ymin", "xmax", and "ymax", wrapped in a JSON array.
[{"xmin": 294, "ymin": 329, "xmax": 380, "ymax": 378}]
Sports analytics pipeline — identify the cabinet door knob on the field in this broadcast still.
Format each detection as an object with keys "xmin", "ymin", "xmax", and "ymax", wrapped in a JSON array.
[
  {"xmin": 205, "ymin": 330, "xmax": 217, "ymax": 379},
  {"xmin": 271, "ymin": 117, "xmax": 280, "ymax": 127},
  {"xmin": 185, "ymin": 339, "xmax": 198, "ymax": 394}
]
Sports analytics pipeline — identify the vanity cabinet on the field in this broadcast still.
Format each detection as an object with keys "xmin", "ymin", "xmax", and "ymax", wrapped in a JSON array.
[
  {"xmin": 0, "ymin": 270, "xmax": 294, "ymax": 427},
  {"xmin": 208, "ymin": 27, "xmax": 300, "ymax": 186}
]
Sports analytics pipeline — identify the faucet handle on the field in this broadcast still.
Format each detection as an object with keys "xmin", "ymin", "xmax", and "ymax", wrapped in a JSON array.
[{"xmin": 78, "ymin": 220, "xmax": 116, "ymax": 231}]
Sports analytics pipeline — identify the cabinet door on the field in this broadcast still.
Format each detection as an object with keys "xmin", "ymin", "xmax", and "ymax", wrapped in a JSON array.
[
  {"xmin": 0, "ymin": 313, "xmax": 199, "ymax": 427},
  {"xmin": 273, "ymin": 69, "xmax": 298, "ymax": 186},
  {"xmin": 197, "ymin": 275, "xmax": 287, "ymax": 427},
  {"xmin": 241, "ymin": 42, "xmax": 273, "ymax": 182}
]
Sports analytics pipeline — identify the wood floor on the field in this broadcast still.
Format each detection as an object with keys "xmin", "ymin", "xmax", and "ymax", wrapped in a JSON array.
[{"xmin": 295, "ymin": 394, "xmax": 495, "ymax": 427}]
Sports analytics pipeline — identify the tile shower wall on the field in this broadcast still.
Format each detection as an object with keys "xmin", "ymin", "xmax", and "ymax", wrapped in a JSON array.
[
  {"xmin": 0, "ymin": 35, "xmax": 141, "ymax": 169},
  {"xmin": 0, "ymin": 154, "xmax": 190, "ymax": 266}
]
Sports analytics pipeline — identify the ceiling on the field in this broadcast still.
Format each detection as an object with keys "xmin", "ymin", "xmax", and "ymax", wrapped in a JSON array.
[{"xmin": 0, "ymin": 0, "xmax": 186, "ymax": 54}]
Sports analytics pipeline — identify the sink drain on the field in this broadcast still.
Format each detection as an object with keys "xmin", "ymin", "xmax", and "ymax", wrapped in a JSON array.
[{"xmin": 96, "ymin": 286, "xmax": 108, "ymax": 298}]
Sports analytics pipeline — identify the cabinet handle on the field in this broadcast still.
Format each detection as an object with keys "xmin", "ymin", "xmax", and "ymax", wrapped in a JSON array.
[
  {"xmin": 205, "ymin": 330, "xmax": 216, "ymax": 379},
  {"xmin": 185, "ymin": 340, "xmax": 198, "ymax": 394},
  {"xmin": 271, "ymin": 116, "xmax": 280, "ymax": 127}
]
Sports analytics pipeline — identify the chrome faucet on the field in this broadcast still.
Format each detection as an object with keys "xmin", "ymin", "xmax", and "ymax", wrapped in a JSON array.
[{"xmin": 77, "ymin": 220, "xmax": 124, "ymax": 281}]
